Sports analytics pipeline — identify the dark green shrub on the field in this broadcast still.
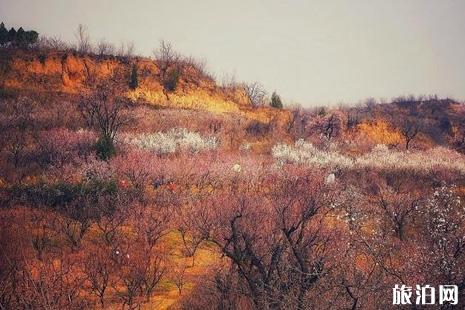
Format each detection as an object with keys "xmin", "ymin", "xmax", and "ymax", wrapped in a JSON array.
[
  {"xmin": 0, "ymin": 88, "xmax": 18, "ymax": 99},
  {"xmin": 10, "ymin": 182, "xmax": 78, "ymax": 208},
  {"xmin": 25, "ymin": 30, "xmax": 38, "ymax": 45},
  {"xmin": 246, "ymin": 121, "xmax": 271, "ymax": 136},
  {"xmin": 10, "ymin": 179, "xmax": 118, "ymax": 209},
  {"xmin": 38, "ymin": 54, "xmax": 47, "ymax": 65},
  {"xmin": 95, "ymin": 135, "xmax": 116, "ymax": 160},
  {"xmin": 163, "ymin": 68, "xmax": 180, "ymax": 92},
  {"xmin": 317, "ymin": 107, "xmax": 327, "ymax": 116}
]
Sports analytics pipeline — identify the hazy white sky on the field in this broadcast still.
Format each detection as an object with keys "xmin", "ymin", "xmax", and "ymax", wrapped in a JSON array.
[{"xmin": 1, "ymin": 0, "xmax": 465, "ymax": 106}]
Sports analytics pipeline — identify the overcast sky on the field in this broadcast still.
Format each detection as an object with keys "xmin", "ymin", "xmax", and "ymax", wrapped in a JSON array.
[{"xmin": 1, "ymin": 0, "xmax": 465, "ymax": 106}]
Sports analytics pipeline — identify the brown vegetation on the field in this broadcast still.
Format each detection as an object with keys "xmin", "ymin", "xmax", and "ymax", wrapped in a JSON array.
[{"xmin": 1, "ymin": 42, "xmax": 465, "ymax": 309}]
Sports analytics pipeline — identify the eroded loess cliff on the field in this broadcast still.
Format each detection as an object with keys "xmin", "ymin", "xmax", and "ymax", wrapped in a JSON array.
[{"xmin": 0, "ymin": 49, "xmax": 291, "ymax": 127}]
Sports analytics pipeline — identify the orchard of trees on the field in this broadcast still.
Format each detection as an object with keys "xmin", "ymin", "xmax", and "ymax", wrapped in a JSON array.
[
  {"xmin": 1, "ymin": 22, "xmax": 465, "ymax": 309},
  {"xmin": 1, "ymin": 82, "xmax": 465, "ymax": 309}
]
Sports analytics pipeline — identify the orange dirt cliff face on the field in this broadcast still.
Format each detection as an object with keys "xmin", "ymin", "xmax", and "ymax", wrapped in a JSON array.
[{"xmin": 0, "ymin": 48, "xmax": 291, "ymax": 127}]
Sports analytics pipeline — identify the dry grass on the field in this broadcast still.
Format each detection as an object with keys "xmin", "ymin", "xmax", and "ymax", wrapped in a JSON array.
[
  {"xmin": 144, "ymin": 231, "xmax": 222, "ymax": 310},
  {"xmin": 355, "ymin": 119, "xmax": 403, "ymax": 146}
]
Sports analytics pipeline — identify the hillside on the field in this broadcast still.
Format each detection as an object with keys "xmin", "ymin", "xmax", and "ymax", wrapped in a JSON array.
[
  {"xmin": 0, "ymin": 48, "xmax": 291, "ymax": 127},
  {"xmin": 1, "ymin": 45, "xmax": 465, "ymax": 310},
  {"xmin": 2, "ymin": 48, "xmax": 464, "ymax": 154},
  {"xmin": 2, "ymin": 2, "xmax": 465, "ymax": 308}
]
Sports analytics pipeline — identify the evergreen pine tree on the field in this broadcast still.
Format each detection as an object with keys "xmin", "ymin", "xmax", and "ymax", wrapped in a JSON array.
[
  {"xmin": 270, "ymin": 91, "xmax": 283, "ymax": 109},
  {"xmin": 7, "ymin": 27, "xmax": 16, "ymax": 42},
  {"xmin": 0, "ymin": 23, "xmax": 8, "ymax": 45},
  {"xmin": 129, "ymin": 64, "xmax": 138, "ymax": 90},
  {"xmin": 25, "ymin": 31, "xmax": 39, "ymax": 45},
  {"xmin": 16, "ymin": 27, "xmax": 26, "ymax": 45}
]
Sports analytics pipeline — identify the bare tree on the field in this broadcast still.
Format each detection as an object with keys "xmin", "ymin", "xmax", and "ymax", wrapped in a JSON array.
[
  {"xmin": 97, "ymin": 39, "xmax": 115, "ymax": 56},
  {"xmin": 15, "ymin": 259, "xmax": 87, "ymax": 309},
  {"xmin": 364, "ymin": 97, "xmax": 378, "ymax": 117},
  {"xmin": 75, "ymin": 24, "xmax": 92, "ymax": 54},
  {"xmin": 79, "ymin": 84, "xmax": 132, "ymax": 143},
  {"xmin": 377, "ymin": 187, "xmax": 420, "ymax": 241},
  {"xmin": 54, "ymin": 196, "xmax": 97, "ymax": 251},
  {"xmin": 83, "ymin": 246, "xmax": 115, "ymax": 308},
  {"xmin": 2, "ymin": 98, "xmax": 36, "ymax": 174},
  {"xmin": 323, "ymin": 114, "xmax": 339, "ymax": 141},
  {"xmin": 153, "ymin": 40, "xmax": 182, "ymax": 97},
  {"xmin": 117, "ymin": 41, "xmax": 135, "ymax": 58},
  {"xmin": 198, "ymin": 173, "xmax": 338, "ymax": 309},
  {"xmin": 134, "ymin": 208, "xmax": 171, "ymax": 251},
  {"xmin": 30, "ymin": 210, "xmax": 55, "ymax": 261},
  {"xmin": 172, "ymin": 264, "xmax": 187, "ymax": 295},
  {"xmin": 243, "ymin": 81, "xmax": 266, "ymax": 107},
  {"xmin": 287, "ymin": 107, "xmax": 310, "ymax": 139},
  {"xmin": 418, "ymin": 185, "xmax": 465, "ymax": 287},
  {"xmin": 346, "ymin": 107, "xmax": 362, "ymax": 129},
  {"xmin": 36, "ymin": 35, "xmax": 70, "ymax": 51},
  {"xmin": 400, "ymin": 119, "xmax": 420, "ymax": 150},
  {"xmin": 115, "ymin": 245, "xmax": 165, "ymax": 307},
  {"xmin": 177, "ymin": 197, "xmax": 216, "ymax": 267},
  {"xmin": 154, "ymin": 40, "xmax": 179, "ymax": 72},
  {"xmin": 182, "ymin": 56, "xmax": 215, "ymax": 82},
  {"xmin": 140, "ymin": 254, "xmax": 165, "ymax": 302},
  {"xmin": 220, "ymin": 72, "xmax": 234, "ymax": 88},
  {"xmin": 96, "ymin": 207, "xmax": 127, "ymax": 247},
  {"xmin": 179, "ymin": 227, "xmax": 204, "ymax": 268}
]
